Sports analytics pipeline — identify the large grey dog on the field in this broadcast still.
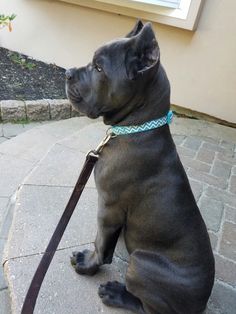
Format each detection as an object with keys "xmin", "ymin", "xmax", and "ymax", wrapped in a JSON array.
[{"xmin": 66, "ymin": 21, "xmax": 215, "ymax": 314}]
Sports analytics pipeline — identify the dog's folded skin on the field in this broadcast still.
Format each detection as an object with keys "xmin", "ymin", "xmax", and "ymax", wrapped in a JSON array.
[{"xmin": 66, "ymin": 20, "xmax": 215, "ymax": 314}]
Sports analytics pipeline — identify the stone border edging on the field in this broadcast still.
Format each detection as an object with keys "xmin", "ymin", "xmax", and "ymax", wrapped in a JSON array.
[{"xmin": 0, "ymin": 99, "xmax": 80, "ymax": 122}]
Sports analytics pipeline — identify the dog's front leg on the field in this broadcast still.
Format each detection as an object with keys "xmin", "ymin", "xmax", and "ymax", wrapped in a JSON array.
[{"xmin": 71, "ymin": 202, "xmax": 124, "ymax": 276}]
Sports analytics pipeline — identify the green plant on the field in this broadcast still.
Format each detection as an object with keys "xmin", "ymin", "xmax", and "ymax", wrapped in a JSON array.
[
  {"xmin": 12, "ymin": 118, "xmax": 30, "ymax": 125},
  {"xmin": 8, "ymin": 52, "xmax": 37, "ymax": 70},
  {"xmin": 0, "ymin": 14, "xmax": 16, "ymax": 31}
]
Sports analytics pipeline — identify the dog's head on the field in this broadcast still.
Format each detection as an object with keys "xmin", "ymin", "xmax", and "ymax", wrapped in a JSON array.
[{"xmin": 66, "ymin": 21, "xmax": 160, "ymax": 124}]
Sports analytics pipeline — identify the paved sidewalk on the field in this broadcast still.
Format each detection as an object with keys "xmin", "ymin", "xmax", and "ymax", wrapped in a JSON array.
[
  {"xmin": 0, "ymin": 122, "xmax": 47, "ymax": 143},
  {"xmin": 0, "ymin": 117, "xmax": 236, "ymax": 313},
  {"xmin": 0, "ymin": 122, "xmax": 44, "ymax": 313}
]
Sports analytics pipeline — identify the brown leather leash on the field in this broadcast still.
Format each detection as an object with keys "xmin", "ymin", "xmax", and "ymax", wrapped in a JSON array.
[{"xmin": 21, "ymin": 134, "xmax": 112, "ymax": 314}]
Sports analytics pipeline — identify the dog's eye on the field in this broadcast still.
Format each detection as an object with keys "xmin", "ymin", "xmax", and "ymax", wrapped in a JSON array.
[{"xmin": 94, "ymin": 64, "xmax": 102, "ymax": 72}]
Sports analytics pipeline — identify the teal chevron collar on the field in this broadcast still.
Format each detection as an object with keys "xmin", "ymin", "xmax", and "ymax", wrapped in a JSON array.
[{"xmin": 111, "ymin": 110, "xmax": 173, "ymax": 135}]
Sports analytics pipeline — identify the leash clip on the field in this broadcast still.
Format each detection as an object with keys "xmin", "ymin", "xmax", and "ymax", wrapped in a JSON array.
[
  {"xmin": 87, "ymin": 133, "xmax": 112, "ymax": 157},
  {"xmin": 87, "ymin": 128, "xmax": 117, "ymax": 157}
]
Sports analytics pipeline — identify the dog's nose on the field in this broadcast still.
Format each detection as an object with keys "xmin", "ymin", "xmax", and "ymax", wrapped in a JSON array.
[{"xmin": 65, "ymin": 68, "xmax": 76, "ymax": 80}]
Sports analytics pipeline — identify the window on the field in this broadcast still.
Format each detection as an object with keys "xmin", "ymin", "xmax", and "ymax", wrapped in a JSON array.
[
  {"xmin": 58, "ymin": 0, "xmax": 205, "ymax": 31},
  {"xmin": 132, "ymin": 1, "xmax": 181, "ymax": 9}
]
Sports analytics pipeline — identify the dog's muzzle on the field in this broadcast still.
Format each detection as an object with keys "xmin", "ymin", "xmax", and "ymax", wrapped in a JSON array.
[{"xmin": 65, "ymin": 69, "xmax": 83, "ymax": 104}]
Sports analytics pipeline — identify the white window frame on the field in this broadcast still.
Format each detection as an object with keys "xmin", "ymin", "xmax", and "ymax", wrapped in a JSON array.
[
  {"xmin": 132, "ymin": 1, "xmax": 181, "ymax": 9},
  {"xmin": 58, "ymin": 0, "xmax": 205, "ymax": 31}
]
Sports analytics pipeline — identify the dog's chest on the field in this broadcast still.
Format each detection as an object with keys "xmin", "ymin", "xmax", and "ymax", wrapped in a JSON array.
[
  {"xmin": 94, "ymin": 148, "xmax": 133, "ymax": 192},
  {"xmin": 93, "ymin": 138, "xmax": 163, "ymax": 202}
]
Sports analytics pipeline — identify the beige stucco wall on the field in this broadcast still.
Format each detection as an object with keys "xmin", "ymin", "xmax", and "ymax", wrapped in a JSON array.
[{"xmin": 1, "ymin": 0, "xmax": 236, "ymax": 123}]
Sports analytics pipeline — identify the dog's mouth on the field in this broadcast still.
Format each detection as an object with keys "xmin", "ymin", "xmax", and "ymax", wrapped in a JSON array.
[
  {"xmin": 66, "ymin": 84, "xmax": 83, "ymax": 104},
  {"xmin": 66, "ymin": 85, "xmax": 101, "ymax": 119}
]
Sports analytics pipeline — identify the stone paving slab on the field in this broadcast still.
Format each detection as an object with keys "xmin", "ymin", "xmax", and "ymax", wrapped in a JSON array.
[
  {"xmin": 59, "ymin": 122, "xmax": 107, "ymax": 153},
  {"xmin": 5, "ymin": 186, "xmax": 97, "ymax": 260},
  {"xmin": 0, "ymin": 117, "xmax": 94, "ymax": 162},
  {"xmin": 171, "ymin": 117, "xmax": 236, "ymax": 143},
  {"xmin": 0, "ymin": 154, "xmax": 33, "ymax": 198},
  {"xmin": 0, "ymin": 197, "xmax": 9, "ymax": 229},
  {"xmin": 214, "ymin": 254, "xmax": 236, "ymax": 288},
  {"xmin": 225, "ymin": 205, "xmax": 236, "ymax": 223},
  {"xmin": 219, "ymin": 221, "xmax": 236, "ymax": 261},
  {"xmin": 0, "ymin": 238, "xmax": 8, "ymax": 290},
  {"xmin": 5, "ymin": 245, "xmax": 130, "ymax": 314},
  {"xmin": 2, "ymin": 123, "xmax": 31, "ymax": 139},
  {"xmin": 2, "ymin": 122, "xmax": 45, "ymax": 138},
  {"xmin": 0, "ymin": 137, "xmax": 7, "ymax": 144},
  {"xmin": 207, "ymin": 281, "xmax": 236, "ymax": 314},
  {"xmin": 0, "ymin": 118, "xmax": 96, "ymax": 257},
  {"xmin": 0, "ymin": 289, "xmax": 11, "ymax": 313},
  {"xmin": 199, "ymin": 196, "xmax": 224, "ymax": 232},
  {"xmin": 25, "ymin": 144, "xmax": 95, "ymax": 188},
  {"xmin": 206, "ymin": 186, "xmax": 236, "ymax": 208},
  {"xmin": 0, "ymin": 194, "xmax": 17, "ymax": 292}
]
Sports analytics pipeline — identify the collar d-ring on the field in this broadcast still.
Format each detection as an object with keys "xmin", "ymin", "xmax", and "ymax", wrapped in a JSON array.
[{"xmin": 106, "ymin": 127, "xmax": 117, "ymax": 138}]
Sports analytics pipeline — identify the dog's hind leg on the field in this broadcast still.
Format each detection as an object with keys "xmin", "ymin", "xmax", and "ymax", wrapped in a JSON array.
[
  {"xmin": 125, "ymin": 250, "xmax": 178, "ymax": 314},
  {"xmin": 98, "ymin": 281, "xmax": 146, "ymax": 314}
]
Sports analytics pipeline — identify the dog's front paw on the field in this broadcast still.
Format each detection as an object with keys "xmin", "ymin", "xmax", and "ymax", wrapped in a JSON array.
[{"xmin": 70, "ymin": 249, "xmax": 99, "ymax": 276}]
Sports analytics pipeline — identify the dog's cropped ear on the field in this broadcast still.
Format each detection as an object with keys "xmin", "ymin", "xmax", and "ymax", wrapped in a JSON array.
[
  {"xmin": 126, "ymin": 20, "xmax": 144, "ymax": 38},
  {"xmin": 125, "ymin": 22, "xmax": 160, "ymax": 80}
]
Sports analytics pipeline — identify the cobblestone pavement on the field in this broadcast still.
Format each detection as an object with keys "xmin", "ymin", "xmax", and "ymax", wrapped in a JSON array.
[
  {"xmin": 0, "ymin": 118, "xmax": 236, "ymax": 313},
  {"xmin": 173, "ymin": 132, "xmax": 236, "ymax": 313}
]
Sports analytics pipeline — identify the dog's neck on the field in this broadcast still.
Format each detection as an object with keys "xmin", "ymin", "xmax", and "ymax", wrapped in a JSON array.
[{"xmin": 103, "ymin": 64, "xmax": 171, "ymax": 127}]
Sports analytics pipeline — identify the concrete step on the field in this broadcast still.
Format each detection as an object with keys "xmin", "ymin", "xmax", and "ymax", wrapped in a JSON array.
[
  {"xmin": 0, "ymin": 117, "xmax": 96, "ymax": 242},
  {"xmin": 0, "ymin": 117, "xmax": 99, "ymax": 313}
]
